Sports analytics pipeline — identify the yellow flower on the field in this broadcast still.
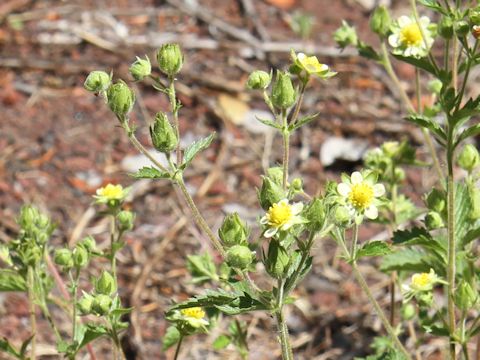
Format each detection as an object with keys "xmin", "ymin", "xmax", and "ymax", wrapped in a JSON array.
[
  {"xmin": 94, "ymin": 183, "xmax": 129, "ymax": 204},
  {"xmin": 180, "ymin": 307, "xmax": 205, "ymax": 320},
  {"xmin": 260, "ymin": 199, "xmax": 304, "ymax": 238},
  {"xmin": 291, "ymin": 51, "xmax": 335, "ymax": 78},
  {"xmin": 337, "ymin": 171, "xmax": 385, "ymax": 220},
  {"xmin": 388, "ymin": 16, "xmax": 434, "ymax": 58},
  {"xmin": 410, "ymin": 269, "xmax": 438, "ymax": 292},
  {"xmin": 179, "ymin": 307, "xmax": 209, "ymax": 328}
]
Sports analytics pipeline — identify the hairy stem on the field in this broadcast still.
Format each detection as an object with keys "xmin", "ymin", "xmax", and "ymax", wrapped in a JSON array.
[
  {"xmin": 275, "ymin": 307, "xmax": 293, "ymax": 360},
  {"xmin": 27, "ymin": 267, "xmax": 36, "ymax": 360},
  {"xmin": 168, "ymin": 77, "xmax": 182, "ymax": 165},
  {"xmin": 174, "ymin": 335, "xmax": 184, "ymax": 360},
  {"xmin": 447, "ymin": 149, "xmax": 457, "ymax": 359},
  {"xmin": 282, "ymin": 109, "xmax": 289, "ymax": 190}
]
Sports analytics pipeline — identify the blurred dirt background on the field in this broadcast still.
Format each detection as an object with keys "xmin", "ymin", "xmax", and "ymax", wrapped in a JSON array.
[{"xmin": 0, "ymin": 0, "xmax": 445, "ymax": 359}]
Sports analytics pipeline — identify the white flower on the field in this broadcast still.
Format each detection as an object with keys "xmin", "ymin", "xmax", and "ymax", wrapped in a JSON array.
[
  {"xmin": 388, "ymin": 15, "xmax": 434, "ymax": 58},
  {"xmin": 337, "ymin": 171, "xmax": 385, "ymax": 221},
  {"xmin": 260, "ymin": 199, "xmax": 304, "ymax": 238}
]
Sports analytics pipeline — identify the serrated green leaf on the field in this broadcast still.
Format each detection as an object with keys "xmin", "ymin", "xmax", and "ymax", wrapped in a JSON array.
[
  {"xmin": 167, "ymin": 289, "xmax": 240, "ymax": 314},
  {"xmin": 130, "ymin": 166, "xmax": 170, "ymax": 179},
  {"xmin": 417, "ymin": 0, "xmax": 446, "ymax": 13},
  {"xmin": 380, "ymin": 248, "xmax": 430, "ymax": 273},
  {"xmin": 288, "ymin": 113, "xmax": 319, "ymax": 132},
  {"xmin": 455, "ymin": 124, "xmax": 480, "ymax": 148},
  {"xmin": 77, "ymin": 324, "xmax": 108, "ymax": 352},
  {"xmin": 0, "ymin": 269, "xmax": 27, "ymax": 292},
  {"xmin": 357, "ymin": 41, "xmax": 381, "ymax": 61},
  {"xmin": 393, "ymin": 54, "xmax": 438, "ymax": 76},
  {"xmin": 404, "ymin": 115, "xmax": 446, "ymax": 142},
  {"xmin": 392, "ymin": 227, "xmax": 446, "ymax": 263},
  {"xmin": 356, "ymin": 241, "xmax": 392, "ymax": 259},
  {"xmin": 19, "ymin": 335, "xmax": 34, "ymax": 358},
  {"xmin": 162, "ymin": 326, "xmax": 181, "ymax": 351},
  {"xmin": 212, "ymin": 335, "xmax": 231, "ymax": 350},
  {"xmin": 255, "ymin": 117, "xmax": 281, "ymax": 129},
  {"xmin": 181, "ymin": 133, "xmax": 216, "ymax": 169}
]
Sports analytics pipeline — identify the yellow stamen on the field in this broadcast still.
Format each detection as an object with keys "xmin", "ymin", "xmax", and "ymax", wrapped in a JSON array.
[
  {"xmin": 411, "ymin": 272, "xmax": 433, "ymax": 288},
  {"xmin": 97, "ymin": 184, "xmax": 124, "ymax": 200},
  {"xmin": 348, "ymin": 182, "xmax": 374, "ymax": 210},
  {"xmin": 267, "ymin": 202, "xmax": 293, "ymax": 227},
  {"xmin": 180, "ymin": 307, "xmax": 205, "ymax": 319},
  {"xmin": 400, "ymin": 23, "xmax": 423, "ymax": 46}
]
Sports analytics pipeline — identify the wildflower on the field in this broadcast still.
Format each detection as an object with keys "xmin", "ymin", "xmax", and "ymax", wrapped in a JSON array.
[
  {"xmin": 260, "ymin": 199, "xmax": 304, "ymax": 238},
  {"xmin": 291, "ymin": 51, "xmax": 335, "ymax": 79},
  {"xmin": 180, "ymin": 307, "xmax": 209, "ymax": 328},
  {"xmin": 94, "ymin": 184, "xmax": 129, "ymax": 205},
  {"xmin": 337, "ymin": 171, "xmax": 385, "ymax": 222},
  {"xmin": 409, "ymin": 269, "xmax": 439, "ymax": 292},
  {"xmin": 388, "ymin": 16, "xmax": 434, "ymax": 58}
]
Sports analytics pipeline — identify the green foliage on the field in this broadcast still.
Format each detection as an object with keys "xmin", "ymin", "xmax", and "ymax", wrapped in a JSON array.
[
  {"xmin": 181, "ymin": 133, "xmax": 216, "ymax": 170},
  {"xmin": 186, "ymin": 253, "xmax": 219, "ymax": 284},
  {"xmin": 130, "ymin": 166, "xmax": 170, "ymax": 179},
  {"xmin": 356, "ymin": 241, "xmax": 392, "ymax": 259}
]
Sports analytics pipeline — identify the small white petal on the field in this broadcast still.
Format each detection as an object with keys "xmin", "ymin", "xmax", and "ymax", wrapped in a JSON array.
[
  {"xmin": 290, "ymin": 202, "xmax": 303, "ymax": 215},
  {"xmin": 264, "ymin": 227, "xmax": 278, "ymax": 238},
  {"xmin": 398, "ymin": 16, "xmax": 411, "ymax": 27},
  {"xmin": 388, "ymin": 34, "xmax": 400, "ymax": 47},
  {"xmin": 337, "ymin": 183, "xmax": 351, "ymax": 197},
  {"xmin": 419, "ymin": 16, "xmax": 430, "ymax": 26},
  {"xmin": 282, "ymin": 222, "xmax": 294, "ymax": 230},
  {"xmin": 373, "ymin": 184, "xmax": 386, "ymax": 197},
  {"xmin": 351, "ymin": 172, "xmax": 363, "ymax": 184},
  {"xmin": 297, "ymin": 53, "xmax": 306, "ymax": 61},
  {"xmin": 365, "ymin": 205, "xmax": 378, "ymax": 219},
  {"xmin": 260, "ymin": 216, "xmax": 268, "ymax": 224},
  {"xmin": 278, "ymin": 199, "xmax": 289, "ymax": 206}
]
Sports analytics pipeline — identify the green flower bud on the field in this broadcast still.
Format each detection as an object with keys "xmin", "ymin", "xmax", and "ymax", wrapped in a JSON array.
[
  {"xmin": 247, "ymin": 70, "xmax": 271, "ymax": 90},
  {"xmin": 73, "ymin": 245, "xmax": 89, "ymax": 268},
  {"xmin": 469, "ymin": 7, "xmax": 480, "ymax": 26},
  {"xmin": 258, "ymin": 176, "xmax": 285, "ymax": 211},
  {"xmin": 271, "ymin": 71, "xmax": 296, "ymax": 110},
  {"xmin": 394, "ymin": 168, "xmax": 406, "ymax": 182},
  {"xmin": 469, "ymin": 187, "xmax": 480, "ymax": 220},
  {"xmin": 455, "ymin": 280, "xmax": 477, "ymax": 311},
  {"xmin": 77, "ymin": 293, "xmax": 94, "ymax": 315},
  {"xmin": 265, "ymin": 240, "xmax": 289, "ymax": 279},
  {"xmin": 92, "ymin": 294, "xmax": 112, "ymax": 316},
  {"xmin": 150, "ymin": 112, "xmax": 178, "ymax": 153},
  {"xmin": 129, "ymin": 55, "xmax": 151, "ymax": 81},
  {"xmin": 455, "ymin": 20, "xmax": 470, "ymax": 37},
  {"xmin": 428, "ymin": 79, "xmax": 443, "ymax": 95},
  {"xmin": 401, "ymin": 303, "xmax": 416, "ymax": 321},
  {"xmin": 80, "ymin": 236, "xmax": 96, "ymax": 252},
  {"xmin": 117, "ymin": 210, "xmax": 135, "ymax": 232},
  {"xmin": 334, "ymin": 21, "xmax": 358, "ymax": 49},
  {"xmin": 304, "ymin": 198, "xmax": 325, "ymax": 232},
  {"xmin": 438, "ymin": 16, "xmax": 454, "ymax": 39},
  {"xmin": 95, "ymin": 271, "xmax": 116, "ymax": 295},
  {"xmin": 290, "ymin": 178, "xmax": 303, "ymax": 193},
  {"xmin": 426, "ymin": 188, "xmax": 445, "ymax": 213},
  {"xmin": 457, "ymin": 144, "xmax": 480, "ymax": 173},
  {"xmin": 218, "ymin": 213, "xmax": 249, "ymax": 247},
  {"xmin": 226, "ymin": 245, "xmax": 253, "ymax": 270},
  {"xmin": 54, "ymin": 248, "xmax": 74, "ymax": 269},
  {"xmin": 369, "ymin": 6, "xmax": 391, "ymax": 38},
  {"xmin": 334, "ymin": 206, "xmax": 351, "ymax": 226},
  {"xmin": 266, "ymin": 167, "xmax": 284, "ymax": 186},
  {"xmin": 106, "ymin": 80, "xmax": 135, "ymax": 118},
  {"xmin": 424, "ymin": 211, "xmax": 444, "ymax": 230},
  {"xmin": 156, "ymin": 43, "xmax": 183, "ymax": 77},
  {"xmin": 84, "ymin": 71, "xmax": 111, "ymax": 93}
]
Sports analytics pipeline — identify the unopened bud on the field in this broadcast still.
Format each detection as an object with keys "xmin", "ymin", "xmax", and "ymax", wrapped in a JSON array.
[
  {"xmin": 92, "ymin": 294, "xmax": 112, "ymax": 315},
  {"xmin": 226, "ymin": 245, "xmax": 253, "ymax": 270},
  {"xmin": 290, "ymin": 178, "xmax": 303, "ymax": 192},
  {"xmin": 129, "ymin": 55, "xmax": 151, "ymax": 81},
  {"xmin": 84, "ymin": 71, "xmax": 111, "ymax": 93},
  {"xmin": 73, "ymin": 245, "xmax": 89, "ymax": 268},
  {"xmin": 304, "ymin": 198, "xmax": 325, "ymax": 232},
  {"xmin": 54, "ymin": 248, "xmax": 74, "ymax": 269},
  {"xmin": 106, "ymin": 81, "xmax": 135, "ymax": 118},
  {"xmin": 334, "ymin": 21, "xmax": 358, "ymax": 49},
  {"xmin": 247, "ymin": 70, "xmax": 271, "ymax": 90},
  {"xmin": 117, "ymin": 210, "xmax": 135, "ymax": 232},
  {"xmin": 424, "ymin": 211, "xmax": 444, "ymax": 230},
  {"xmin": 426, "ymin": 188, "xmax": 445, "ymax": 213},
  {"xmin": 95, "ymin": 271, "xmax": 116, "ymax": 295},
  {"xmin": 455, "ymin": 20, "xmax": 470, "ymax": 37},
  {"xmin": 258, "ymin": 176, "xmax": 285, "ymax": 211},
  {"xmin": 218, "ymin": 213, "xmax": 249, "ymax": 247},
  {"xmin": 271, "ymin": 71, "xmax": 296, "ymax": 110},
  {"xmin": 156, "ymin": 44, "xmax": 183, "ymax": 77},
  {"xmin": 150, "ymin": 112, "xmax": 178, "ymax": 153},
  {"xmin": 77, "ymin": 293, "xmax": 94, "ymax": 315},
  {"xmin": 455, "ymin": 280, "xmax": 477, "ymax": 310},
  {"xmin": 369, "ymin": 6, "xmax": 391, "ymax": 38},
  {"xmin": 438, "ymin": 16, "xmax": 454, "ymax": 39},
  {"xmin": 265, "ymin": 240, "xmax": 290, "ymax": 279},
  {"xmin": 458, "ymin": 144, "xmax": 480, "ymax": 173},
  {"xmin": 80, "ymin": 236, "xmax": 96, "ymax": 252},
  {"xmin": 401, "ymin": 303, "xmax": 416, "ymax": 321}
]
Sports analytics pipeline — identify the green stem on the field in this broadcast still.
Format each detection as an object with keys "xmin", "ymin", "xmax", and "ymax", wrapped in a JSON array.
[
  {"xmin": 351, "ymin": 223, "xmax": 359, "ymax": 257},
  {"xmin": 168, "ymin": 77, "xmax": 182, "ymax": 165},
  {"xmin": 284, "ymin": 232, "xmax": 315, "ymax": 295},
  {"xmin": 27, "ymin": 267, "xmax": 36, "ymax": 360},
  {"xmin": 452, "ymin": 36, "xmax": 459, "ymax": 92},
  {"xmin": 281, "ymin": 109, "xmax": 289, "ymax": 190},
  {"xmin": 289, "ymin": 80, "xmax": 308, "ymax": 126},
  {"xmin": 110, "ymin": 214, "xmax": 117, "ymax": 288},
  {"xmin": 174, "ymin": 335, "xmax": 184, "ymax": 360},
  {"xmin": 176, "ymin": 177, "xmax": 226, "ymax": 259},
  {"xmin": 70, "ymin": 269, "xmax": 80, "ymax": 341},
  {"xmin": 275, "ymin": 308, "xmax": 293, "ymax": 360},
  {"xmin": 456, "ymin": 41, "xmax": 479, "ymax": 112},
  {"xmin": 351, "ymin": 261, "xmax": 411, "ymax": 359},
  {"xmin": 125, "ymin": 128, "xmax": 169, "ymax": 173}
]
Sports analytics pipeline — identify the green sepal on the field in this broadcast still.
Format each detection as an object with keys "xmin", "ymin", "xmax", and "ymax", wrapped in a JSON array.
[{"xmin": 0, "ymin": 269, "xmax": 27, "ymax": 292}]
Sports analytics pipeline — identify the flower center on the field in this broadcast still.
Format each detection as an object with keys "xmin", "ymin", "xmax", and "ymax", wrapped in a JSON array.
[
  {"xmin": 348, "ymin": 182, "xmax": 374, "ymax": 210},
  {"xmin": 268, "ymin": 202, "xmax": 293, "ymax": 227},
  {"xmin": 400, "ymin": 23, "xmax": 423, "ymax": 46},
  {"xmin": 99, "ymin": 184, "xmax": 123, "ymax": 199},
  {"xmin": 412, "ymin": 273, "xmax": 432, "ymax": 288},
  {"xmin": 181, "ymin": 307, "xmax": 205, "ymax": 319}
]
